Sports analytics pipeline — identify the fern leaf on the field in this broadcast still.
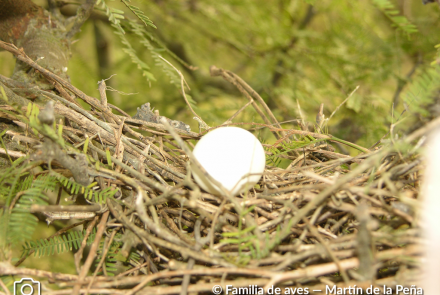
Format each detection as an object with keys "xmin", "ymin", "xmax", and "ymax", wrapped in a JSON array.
[
  {"xmin": 21, "ymin": 229, "xmax": 97, "ymax": 258},
  {"xmin": 121, "ymin": 0, "xmax": 157, "ymax": 29},
  {"xmin": 129, "ymin": 22, "xmax": 181, "ymax": 85},
  {"xmin": 97, "ymin": 0, "xmax": 125, "ymax": 34},
  {"xmin": 112, "ymin": 24, "xmax": 156, "ymax": 82},
  {"xmin": 371, "ymin": 0, "xmax": 418, "ymax": 36},
  {"xmin": 403, "ymin": 67, "xmax": 440, "ymax": 117}
]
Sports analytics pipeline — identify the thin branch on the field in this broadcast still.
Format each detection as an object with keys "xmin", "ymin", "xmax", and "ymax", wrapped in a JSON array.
[{"xmin": 66, "ymin": 0, "xmax": 96, "ymax": 39}]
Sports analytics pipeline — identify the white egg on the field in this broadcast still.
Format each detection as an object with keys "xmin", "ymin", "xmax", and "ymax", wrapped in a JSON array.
[{"xmin": 191, "ymin": 127, "xmax": 266, "ymax": 196}]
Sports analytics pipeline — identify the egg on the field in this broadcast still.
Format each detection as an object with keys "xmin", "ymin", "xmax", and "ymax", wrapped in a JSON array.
[{"xmin": 191, "ymin": 127, "xmax": 266, "ymax": 196}]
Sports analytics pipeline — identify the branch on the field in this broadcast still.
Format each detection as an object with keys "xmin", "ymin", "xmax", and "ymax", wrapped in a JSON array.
[{"xmin": 66, "ymin": 0, "xmax": 96, "ymax": 39}]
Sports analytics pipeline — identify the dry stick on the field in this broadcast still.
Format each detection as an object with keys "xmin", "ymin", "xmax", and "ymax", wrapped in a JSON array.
[
  {"xmin": 123, "ymin": 116, "xmax": 199, "ymax": 138},
  {"xmin": 210, "ymin": 199, "xmax": 227, "ymax": 249},
  {"xmin": 0, "ymin": 42, "xmax": 105, "ymax": 115},
  {"xmin": 161, "ymin": 210, "xmax": 195, "ymax": 246},
  {"xmin": 65, "ymin": 244, "xmax": 421, "ymax": 290},
  {"xmin": 74, "ymin": 216, "xmax": 99, "ymax": 274},
  {"xmin": 0, "ymin": 276, "xmax": 10, "ymax": 295},
  {"xmin": 264, "ymin": 245, "xmax": 421, "ymax": 292},
  {"xmin": 327, "ymin": 86, "xmax": 360, "ymax": 123},
  {"xmin": 108, "ymin": 103, "xmax": 131, "ymax": 117},
  {"xmin": 39, "ymin": 91, "xmax": 113, "ymax": 135},
  {"xmin": 107, "ymin": 199, "xmax": 235, "ymax": 269},
  {"xmin": 97, "ymin": 79, "xmax": 116, "ymax": 124},
  {"xmin": 355, "ymin": 201, "xmax": 375, "ymax": 283},
  {"xmin": 157, "ymin": 55, "xmax": 208, "ymax": 128},
  {"xmin": 44, "ymin": 81, "xmax": 193, "ymax": 173},
  {"xmin": 84, "ymin": 229, "xmax": 118, "ymax": 295},
  {"xmin": 135, "ymin": 191, "xmax": 188, "ymax": 246},
  {"xmin": 210, "ymin": 65, "xmax": 282, "ymax": 140},
  {"xmin": 180, "ymin": 217, "xmax": 204, "ymax": 295},
  {"xmin": 98, "ymin": 79, "xmax": 108, "ymax": 109},
  {"xmin": 50, "ymin": 78, "xmax": 83, "ymax": 108},
  {"xmin": 0, "ymin": 148, "xmax": 24, "ymax": 158},
  {"xmin": 3, "ymin": 229, "xmax": 414, "ymax": 290},
  {"xmin": 228, "ymin": 69, "xmax": 285, "ymax": 133},
  {"xmin": 270, "ymin": 127, "xmax": 370, "ymax": 154},
  {"xmin": 30, "ymin": 204, "xmax": 102, "ymax": 212},
  {"xmin": 115, "ymin": 261, "xmax": 149, "ymax": 277},
  {"xmin": 223, "ymin": 99, "xmax": 254, "ymax": 125},
  {"xmin": 405, "ymin": 114, "xmax": 440, "ymax": 143},
  {"xmin": 48, "ymin": 89, "xmax": 180, "ymax": 176},
  {"xmin": 96, "ymin": 166, "xmax": 160, "ymax": 224},
  {"xmin": 72, "ymin": 210, "xmax": 110, "ymax": 295},
  {"xmin": 122, "ymin": 138, "xmax": 185, "ymax": 179},
  {"xmin": 87, "ymin": 144, "xmax": 168, "ymax": 193},
  {"xmin": 304, "ymin": 219, "xmax": 350, "ymax": 283},
  {"xmin": 66, "ymin": 0, "xmax": 96, "ymax": 39},
  {"xmin": 267, "ymin": 148, "xmax": 387, "ymax": 251}
]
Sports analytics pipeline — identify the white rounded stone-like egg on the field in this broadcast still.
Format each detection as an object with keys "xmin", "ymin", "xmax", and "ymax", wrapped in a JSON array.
[{"xmin": 191, "ymin": 127, "xmax": 266, "ymax": 196}]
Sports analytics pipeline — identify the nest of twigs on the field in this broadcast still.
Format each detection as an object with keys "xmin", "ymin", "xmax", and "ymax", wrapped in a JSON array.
[{"xmin": 0, "ymin": 40, "xmax": 432, "ymax": 295}]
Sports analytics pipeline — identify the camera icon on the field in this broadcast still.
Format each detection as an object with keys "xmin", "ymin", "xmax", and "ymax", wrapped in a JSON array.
[{"xmin": 13, "ymin": 278, "xmax": 40, "ymax": 295}]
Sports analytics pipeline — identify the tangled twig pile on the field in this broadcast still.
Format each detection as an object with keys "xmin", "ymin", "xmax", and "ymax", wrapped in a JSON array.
[{"xmin": 0, "ymin": 39, "xmax": 433, "ymax": 295}]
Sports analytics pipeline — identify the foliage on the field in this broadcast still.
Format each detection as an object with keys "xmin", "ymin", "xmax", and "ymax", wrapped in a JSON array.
[
  {"xmin": 121, "ymin": 0, "xmax": 157, "ymax": 29},
  {"xmin": 58, "ymin": 0, "xmax": 440, "ymax": 147},
  {"xmin": 96, "ymin": 0, "xmax": 125, "ymax": 33},
  {"xmin": 402, "ymin": 67, "xmax": 440, "ymax": 117},
  {"xmin": 371, "ymin": 0, "xmax": 418, "ymax": 36},
  {"xmin": 21, "ymin": 228, "xmax": 97, "ymax": 257},
  {"xmin": 0, "ymin": 166, "xmax": 117, "ymax": 258}
]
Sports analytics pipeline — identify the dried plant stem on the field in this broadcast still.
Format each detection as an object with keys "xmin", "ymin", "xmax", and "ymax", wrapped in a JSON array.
[{"xmin": 72, "ymin": 210, "xmax": 110, "ymax": 295}]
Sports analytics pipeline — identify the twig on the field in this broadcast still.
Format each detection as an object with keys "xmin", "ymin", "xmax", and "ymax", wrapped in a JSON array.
[
  {"xmin": 223, "ymin": 99, "xmax": 254, "ymax": 125},
  {"xmin": 157, "ymin": 55, "xmax": 208, "ymax": 128},
  {"xmin": 74, "ymin": 216, "xmax": 99, "ymax": 274},
  {"xmin": 327, "ymin": 85, "xmax": 360, "ymax": 123},
  {"xmin": 72, "ymin": 210, "xmax": 110, "ymax": 295},
  {"xmin": 210, "ymin": 65, "xmax": 282, "ymax": 140},
  {"xmin": 66, "ymin": 0, "xmax": 96, "ymax": 39},
  {"xmin": 84, "ymin": 229, "xmax": 118, "ymax": 295}
]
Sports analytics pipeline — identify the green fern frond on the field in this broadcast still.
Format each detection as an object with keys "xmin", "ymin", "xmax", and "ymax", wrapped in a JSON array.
[
  {"xmin": 51, "ymin": 172, "xmax": 118, "ymax": 204},
  {"xmin": 1, "ymin": 165, "xmax": 117, "ymax": 250},
  {"xmin": 8, "ymin": 176, "xmax": 50, "ymax": 245},
  {"xmin": 129, "ymin": 22, "xmax": 181, "ymax": 86},
  {"xmin": 266, "ymin": 146, "xmax": 283, "ymax": 166},
  {"xmin": 97, "ymin": 0, "xmax": 157, "ymax": 82},
  {"xmin": 266, "ymin": 138, "xmax": 325, "ymax": 166},
  {"xmin": 112, "ymin": 24, "xmax": 156, "ymax": 82},
  {"xmin": 21, "ymin": 228, "xmax": 97, "ymax": 258},
  {"xmin": 431, "ymin": 43, "xmax": 440, "ymax": 67},
  {"xmin": 0, "ymin": 157, "xmax": 29, "ymax": 205},
  {"xmin": 142, "ymin": 30, "xmax": 197, "ymax": 70},
  {"xmin": 128, "ymin": 251, "xmax": 141, "ymax": 264},
  {"xmin": 403, "ymin": 67, "xmax": 440, "ymax": 117},
  {"xmin": 95, "ymin": 233, "xmax": 124, "ymax": 276},
  {"xmin": 121, "ymin": 0, "xmax": 157, "ymax": 29},
  {"xmin": 96, "ymin": 0, "xmax": 125, "ymax": 34},
  {"xmin": 371, "ymin": 0, "xmax": 418, "ymax": 36},
  {"xmin": 98, "ymin": 1, "xmax": 197, "ymax": 85}
]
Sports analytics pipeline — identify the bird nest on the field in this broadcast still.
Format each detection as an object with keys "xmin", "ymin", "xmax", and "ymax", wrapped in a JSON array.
[{"xmin": 0, "ymin": 40, "xmax": 430, "ymax": 295}]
